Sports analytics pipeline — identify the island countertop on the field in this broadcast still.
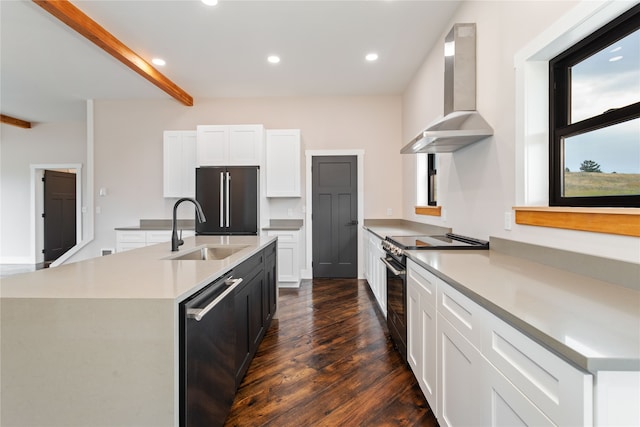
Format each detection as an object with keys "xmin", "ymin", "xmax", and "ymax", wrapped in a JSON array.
[
  {"xmin": 0, "ymin": 235, "xmax": 277, "ymax": 302},
  {"xmin": 0, "ymin": 235, "xmax": 277, "ymax": 427}
]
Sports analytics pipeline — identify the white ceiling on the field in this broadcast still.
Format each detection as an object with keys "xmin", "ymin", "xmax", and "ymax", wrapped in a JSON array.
[{"xmin": 0, "ymin": 0, "xmax": 461, "ymax": 123}]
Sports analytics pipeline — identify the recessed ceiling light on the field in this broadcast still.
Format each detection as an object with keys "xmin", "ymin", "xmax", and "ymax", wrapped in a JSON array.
[
  {"xmin": 267, "ymin": 55, "xmax": 281, "ymax": 64},
  {"xmin": 610, "ymin": 46, "xmax": 622, "ymax": 53},
  {"xmin": 202, "ymin": 0, "xmax": 218, "ymax": 6},
  {"xmin": 152, "ymin": 58, "xmax": 166, "ymax": 66},
  {"xmin": 365, "ymin": 53, "xmax": 379, "ymax": 62},
  {"xmin": 609, "ymin": 55, "xmax": 623, "ymax": 62}
]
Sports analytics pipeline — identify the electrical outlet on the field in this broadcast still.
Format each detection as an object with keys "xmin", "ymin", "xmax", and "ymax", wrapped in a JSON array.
[
  {"xmin": 287, "ymin": 208, "xmax": 293, "ymax": 217},
  {"xmin": 386, "ymin": 208, "xmax": 393, "ymax": 216},
  {"xmin": 504, "ymin": 211, "xmax": 512, "ymax": 230}
]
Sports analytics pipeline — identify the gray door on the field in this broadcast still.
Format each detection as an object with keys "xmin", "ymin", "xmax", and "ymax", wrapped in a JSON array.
[
  {"xmin": 43, "ymin": 170, "xmax": 76, "ymax": 262},
  {"xmin": 312, "ymin": 156, "xmax": 358, "ymax": 278}
]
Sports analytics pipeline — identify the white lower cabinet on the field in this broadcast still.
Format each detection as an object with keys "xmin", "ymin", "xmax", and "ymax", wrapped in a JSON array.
[
  {"xmin": 116, "ymin": 230, "xmax": 194, "ymax": 252},
  {"xmin": 438, "ymin": 313, "xmax": 484, "ymax": 427},
  {"xmin": 364, "ymin": 230, "xmax": 386, "ymax": 315},
  {"xmin": 483, "ymin": 311, "xmax": 592, "ymax": 426},
  {"xmin": 406, "ymin": 259, "xmax": 594, "ymax": 427},
  {"xmin": 407, "ymin": 259, "xmax": 438, "ymax": 414},
  {"xmin": 267, "ymin": 229, "xmax": 300, "ymax": 286},
  {"xmin": 484, "ymin": 357, "xmax": 555, "ymax": 426}
]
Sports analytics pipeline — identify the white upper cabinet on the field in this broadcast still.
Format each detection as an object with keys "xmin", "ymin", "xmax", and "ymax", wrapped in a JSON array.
[
  {"xmin": 196, "ymin": 124, "xmax": 264, "ymax": 166},
  {"xmin": 163, "ymin": 130, "xmax": 196, "ymax": 198},
  {"xmin": 265, "ymin": 129, "xmax": 301, "ymax": 197}
]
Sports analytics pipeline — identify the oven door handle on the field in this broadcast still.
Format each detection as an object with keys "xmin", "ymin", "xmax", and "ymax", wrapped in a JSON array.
[{"xmin": 381, "ymin": 257, "xmax": 405, "ymax": 276}]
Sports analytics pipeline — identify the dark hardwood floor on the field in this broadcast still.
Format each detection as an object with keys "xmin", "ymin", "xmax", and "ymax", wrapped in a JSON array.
[{"xmin": 225, "ymin": 278, "xmax": 439, "ymax": 426}]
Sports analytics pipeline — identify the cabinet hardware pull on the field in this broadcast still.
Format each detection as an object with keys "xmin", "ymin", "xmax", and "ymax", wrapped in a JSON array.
[{"xmin": 187, "ymin": 277, "xmax": 243, "ymax": 321}]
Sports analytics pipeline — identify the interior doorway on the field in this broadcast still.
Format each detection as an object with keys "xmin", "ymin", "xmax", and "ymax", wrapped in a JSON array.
[
  {"xmin": 31, "ymin": 164, "xmax": 82, "ymax": 267},
  {"xmin": 43, "ymin": 170, "xmax": 77, "ymax": 263},
  {"xmin": 312, "ymin": 156, "xmax": 358, "ymax": 278}
]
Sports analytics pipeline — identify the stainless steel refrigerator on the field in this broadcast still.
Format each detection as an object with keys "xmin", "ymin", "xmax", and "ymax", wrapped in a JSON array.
[{"xmin": 195, "ymin": 166, "xmax": 259, "ymax": 235}]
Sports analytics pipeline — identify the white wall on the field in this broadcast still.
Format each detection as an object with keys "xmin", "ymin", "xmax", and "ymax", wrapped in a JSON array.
[
  {"xmin": 401, "ymin": 0, "xmax": 639, "ymax": 263},
  {"xmin": 0, "ymin": 121, "xmax": 86, "ymax": 263},
  {"xmin": 81, "ymin": 96, "xmax": 402, "ymax": 261}
]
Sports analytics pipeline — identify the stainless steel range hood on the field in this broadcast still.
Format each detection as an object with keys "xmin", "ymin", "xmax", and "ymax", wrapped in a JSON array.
[{"xmin": 402, "ymin": 23, "xmax": 493, "ymax": 154}]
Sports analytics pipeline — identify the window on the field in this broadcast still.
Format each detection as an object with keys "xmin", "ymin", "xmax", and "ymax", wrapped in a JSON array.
[
  {"xmin": 549, "ymin": 4, "xmax": 639, "ymax": 207},
  {"xmin": 417, "ymin": 153, "xmax": 437, "ymax": 206},
  {"xmin": 427, "ymin": 153, "xmax": 437, "ymax": 206}
]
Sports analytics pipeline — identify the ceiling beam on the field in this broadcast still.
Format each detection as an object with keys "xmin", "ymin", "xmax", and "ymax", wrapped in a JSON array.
[
  {"xmin": 33, "ymin": 0, "xmax": 193, "ymax": 106},
  {"xmin": 1, "ymin": 114, "xmax": 32, "ymax": 129}
]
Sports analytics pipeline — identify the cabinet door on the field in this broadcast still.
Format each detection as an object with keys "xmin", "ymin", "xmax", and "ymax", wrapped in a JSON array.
[
  {"xmin": 248, "ymin": 271, "xmax": 265, "ymax": 349},
  {"xmin": 484, "ymin": 358, "xmax": 555, "ymax": 426},
  {"xmin": 419, "ymin": 294, "xmax": 437, "ymax": 415},
  {"xmin": 267, "ymin": 230, "xmax": 300, "ymax": 284},
  {"xmin": 362, "ymin": 230, "xmax": 369, "ymax": 281},
  {"xmin": 163, "ymin": 131, "xmax": 183, "ymax": 197},
  {"xmin": 234, "ymin": 280, "xmax": 252, "ymax": 387},
  {"xmin": 407, "ymin": 281, "xmax": 421, "ymax": 372},
  {"xmin": 197, "ymin": 125, "xmax": 228, "ymax": 166},
  {"xmin": 265, "ymin": 129, "xmax": 301, "ymax": 197},
  {"xmin": 374, "ymin": 241, "xmax": 387, "ymax": 314},
  {"xmin": 181, "ymin": 132, "xmax": 197, "ymax": 197},
  {"xmin": 438, "ymin": 313, "xmax": 483, "ymax": 427},
  {"xmin": 264, "ymin": 244, "xmax": 277, "ymax": 322},
  {"xmin": 228, "ymin": 125, "xmax": 263, "ymax": 166}
]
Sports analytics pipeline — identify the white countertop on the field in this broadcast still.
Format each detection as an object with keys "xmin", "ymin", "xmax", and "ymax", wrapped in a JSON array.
[
  {"xmin": 407, "ymin": 250, "xmax": 640, "ymax": 373},
  {"xmin": 0, "ymin": 235, "xmax": 276, "ymax": 302}
]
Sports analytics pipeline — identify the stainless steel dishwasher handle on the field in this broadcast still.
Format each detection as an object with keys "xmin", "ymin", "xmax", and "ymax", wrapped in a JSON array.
[
  {"xmin": 381, "ymin": 257, "xmax": 405, "ymax": 276},
  {"xmin": 187, "ymin": 277, "xmax": 243, "ymax": 321}
]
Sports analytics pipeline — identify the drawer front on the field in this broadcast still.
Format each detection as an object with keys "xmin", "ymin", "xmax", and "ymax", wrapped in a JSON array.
[
  {"xmin": 116, "ymin": 230, "xmax": 146, "ymax": 243},
  {"xmin": 437, "ymin": 282, "xmax": 482, "ymax": 349},
  {"xmin": 484, "ymin": 312, "xmax": 592, "ymax": 426},
  {"xmin": 267, "ymin": 230, "xmax": 299, "ymax": 243},
  {"xmin": 146, "ymin": 230, "xmax": 173, "ymax": 243},
  {"xmin": 116, "ymin": 242, "xmax": 146, "ymax": 252},
  {"xmin": 407, "ymin": 259, "xmax": 437, "ymax": 307}
]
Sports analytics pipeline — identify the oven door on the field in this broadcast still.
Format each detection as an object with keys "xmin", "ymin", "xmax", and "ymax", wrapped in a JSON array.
[{"xmin": 382, "ymin": 255, "xmax": 407, "ymax": 361}]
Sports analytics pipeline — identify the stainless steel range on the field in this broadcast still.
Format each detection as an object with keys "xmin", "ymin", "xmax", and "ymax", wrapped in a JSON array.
[{"xmin": 381, "ymin": 233, "xmax": 489, "ymax": 361}]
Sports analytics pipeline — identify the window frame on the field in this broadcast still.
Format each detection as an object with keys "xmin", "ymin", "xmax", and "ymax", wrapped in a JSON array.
[{"xmin": 549, "ymin": 4, "xmax": 640, "ymax": 207}]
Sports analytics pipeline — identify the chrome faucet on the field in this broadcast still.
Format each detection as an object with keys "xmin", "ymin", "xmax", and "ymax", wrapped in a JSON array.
[{"xmin": 172, "ymin": 198, "xmax": 206, "ymax": 252}]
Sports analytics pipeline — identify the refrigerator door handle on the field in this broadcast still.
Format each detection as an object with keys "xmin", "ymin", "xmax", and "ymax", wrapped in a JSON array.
[
  {"xmin": 225, "ymin": 172, "xmax": 231, "ymax": 228},
  {"xmin": 219, "ymin": 171, "xmax": 224, "ymax": 228}
]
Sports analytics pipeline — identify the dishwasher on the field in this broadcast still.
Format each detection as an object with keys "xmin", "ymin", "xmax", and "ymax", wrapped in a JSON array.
[{"xmin": 179, "ymin": 271, "xmax": 241, "ymax": 427}]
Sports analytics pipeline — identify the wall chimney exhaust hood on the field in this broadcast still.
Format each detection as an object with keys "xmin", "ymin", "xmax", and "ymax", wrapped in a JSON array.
[{"xmin": 401, "ymin": 23, "xmax": 493, "ymax": 154}]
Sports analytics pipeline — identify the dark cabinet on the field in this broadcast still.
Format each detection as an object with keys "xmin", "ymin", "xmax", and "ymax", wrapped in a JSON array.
[
  {"xmin": 180, "ymin": 241, "xmax": 278, "ymax": 426},
  {"xmin": 264, "ymin": 242, "xmax": 277, "ymax": 323},
  {"xmin": 233, "ymin": 241, "xmax": 277, "ymax": 388}
]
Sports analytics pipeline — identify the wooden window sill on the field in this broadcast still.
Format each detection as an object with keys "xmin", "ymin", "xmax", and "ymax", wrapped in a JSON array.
[
  {"xmin": 415, "ymin": 206, "xmax": 442, "ymax": 217},
  {"xmin": 513, "ymin": 207, "xmax": 640, "ymax": 237}
]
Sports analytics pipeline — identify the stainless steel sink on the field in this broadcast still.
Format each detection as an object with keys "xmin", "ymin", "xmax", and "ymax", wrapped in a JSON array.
[{"xmin": 167, "ymin": 245, "xmax": 248, "ymax": 261}]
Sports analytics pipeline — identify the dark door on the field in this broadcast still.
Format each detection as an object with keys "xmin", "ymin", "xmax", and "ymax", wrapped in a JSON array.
[
  {"xmin": 43, "ymin": 170, "xmax": 76, "ymax": 262},
  {"xmin": 312, "ymin": 156, "xmax": 358, "ymax": 278}
]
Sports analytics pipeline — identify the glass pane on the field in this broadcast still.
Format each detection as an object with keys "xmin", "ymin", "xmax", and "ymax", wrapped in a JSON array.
[
  {"xmin": 570, "ymin": 29, "xmax": 640, "ymax": 123},
  {"xmin": 563, "ymin": 118, "xmax": 640, "ymax": 197}
]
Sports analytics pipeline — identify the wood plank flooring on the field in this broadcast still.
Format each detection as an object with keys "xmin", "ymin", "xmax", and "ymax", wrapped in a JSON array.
[{"xmin": 225, "ymin": 278, "xmax": 439, "ymax": 426}]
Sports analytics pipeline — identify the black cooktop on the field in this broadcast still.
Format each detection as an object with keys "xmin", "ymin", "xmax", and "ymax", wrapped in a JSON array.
[{"xmin": 387, "ymin": 233, "xmax": 489, "ymax": 250}]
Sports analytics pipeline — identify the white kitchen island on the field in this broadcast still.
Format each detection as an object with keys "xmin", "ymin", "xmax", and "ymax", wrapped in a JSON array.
[{"xmin": 0, "ymin": 235, "xmax": 276, "ymax": 427}]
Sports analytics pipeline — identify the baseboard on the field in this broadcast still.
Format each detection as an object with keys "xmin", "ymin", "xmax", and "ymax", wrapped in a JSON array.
[{"xmin": 278, "ymin": 281, "xmax": 301, "ymax": 289}]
